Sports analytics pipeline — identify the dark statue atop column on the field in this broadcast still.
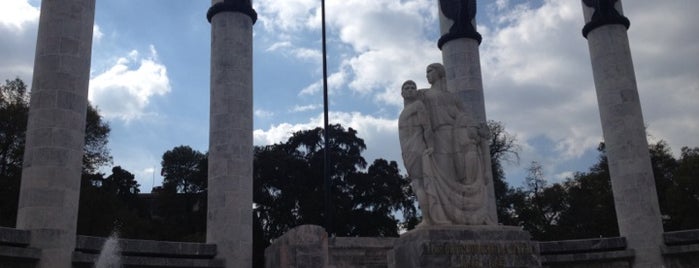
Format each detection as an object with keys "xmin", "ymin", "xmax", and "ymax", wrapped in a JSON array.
[
  {"xmin": 207, "ymin": 0, "xmax": 258, "ymax": 23},
  {"xmin": 582, "ymin": 0, "xmax": 629, "ymax": 37},
  {"xmin": 438, "ymin": 0, "xmax": 482, "ymax": 48}
]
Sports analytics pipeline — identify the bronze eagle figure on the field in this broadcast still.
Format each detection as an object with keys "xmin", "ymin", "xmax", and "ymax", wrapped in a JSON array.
[
  {"xmin": 439, "ymin": 0, "xmax": 477, "ymax": 37},
  {"xmin": 437, "ymin": 0, "xmax": 481, "ymax": 47}
]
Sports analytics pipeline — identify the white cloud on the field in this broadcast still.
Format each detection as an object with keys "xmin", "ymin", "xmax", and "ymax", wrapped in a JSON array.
[
  {"xmin": 0, "ymin": 0, "xmax": 39, "ymax": 31},
  {"xmin": 256, "ymin": 0, "xmax": 441, "ymax": 104},
  {"xmin": 255, "ymin": 0, "xmax": 319, "ymax": 32},
  {"xmin": 266, "ymin": 41, "xmax": 322, "ymax": 63},
  {"xmin": 0, "ymin": 0, "xmax": 39, "ymax": 82},
  {"xmin": 255, "ymin": 109, "xmax": 274, "ymax": 118},
  {"xmin": 290, "ymin": 104, "xmax": 321, "ymax": 112},
  {"xmin": 254, "ymin": 111, "xmax": 401, "ymax": 166},
  {"xmin": 299, "ymin": 68, "xmax": 348, "ymax": 96},
  {"xmin": 93, "ymin": 24, "xmax": 104, "ymax": 42},
  {"xmin": 89, "ymin": 45, "xmax": 171, "ymax": 122},
  {"xmin": 478, "ymin": 1, "xmax": 605, "ymax": 161}
]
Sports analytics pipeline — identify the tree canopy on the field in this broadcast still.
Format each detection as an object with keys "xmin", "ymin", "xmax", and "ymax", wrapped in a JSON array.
[
  {"xmin": 252, "ymin": 124, "xmax": 417, "ymax": 266},
  {"xmin": 0, "ymin": 78, "xmax": 114, "ymax": 227}
]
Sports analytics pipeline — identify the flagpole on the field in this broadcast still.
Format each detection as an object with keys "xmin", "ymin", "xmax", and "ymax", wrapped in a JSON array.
[{"xmin": 321, "ymin": 0, "xmax": 333, "ymax": 236}]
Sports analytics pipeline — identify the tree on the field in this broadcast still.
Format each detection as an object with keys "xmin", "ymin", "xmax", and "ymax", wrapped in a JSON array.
[
  {"xmin": 161, "ymin": 146, "xmax": 207, "ymax": 194},
  {"xmin": 555, "ymin": 145, "xmax": 618, "ymax": 240},
  {"xmin": 0, "ymin": 78, "xmax": 113, "ymax": 227},
  {"xmin": 83, "ymin": 105, "xmax": 113, "ymax": 174},
  {"xmin": 253, "ymin": 124, "xmax": 415, "ymax": 267},
  {"xmin": 0, "ymin": 79, "xmax": 29, "ymax": 227},
  {"xmin": 657, "ymin": 146, "xmax": 699, "ymax": 230},
  {"xmin": 152, "ymin": 146, "xmax": 208, "ymax": 241},
  {"xmin": 77, "ymin": 167, "xmax": 149, "ymax": 238},
  {"xmin": 487, "ymin": 120, "xmax": 521, "ymax": 225},
  {"xmin": 508, "ymin": 162, "xmax": 567, "ymax": 240}
]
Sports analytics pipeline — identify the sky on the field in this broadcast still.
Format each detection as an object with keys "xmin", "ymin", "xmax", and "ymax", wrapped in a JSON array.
[{"xmin": 1, "ymin": 0, "xmax": 697, "ymax": 192}]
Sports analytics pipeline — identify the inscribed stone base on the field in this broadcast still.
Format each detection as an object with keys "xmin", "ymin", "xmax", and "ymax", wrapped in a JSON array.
[{"xmin": 389, "ymin": 225, "xmax": 540, "ymax": 268}]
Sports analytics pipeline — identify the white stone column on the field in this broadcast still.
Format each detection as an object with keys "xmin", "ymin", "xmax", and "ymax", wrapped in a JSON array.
[
  {"xmin": 206, "ymin": 1, "xmax": 256, "ymax": 267},
  {"xmin": 581, "ymin": 1, "xmax": 664, "ymax": 266},
  {"xmin": 437, "ymin": 0, "xmax": 498, "ymax": 224},
  {"xmin": 15, "ymin": 0, "xmax": 95, "ymax": 267}
]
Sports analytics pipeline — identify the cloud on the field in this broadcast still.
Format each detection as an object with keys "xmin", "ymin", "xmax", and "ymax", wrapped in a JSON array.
[
  {"xmin": 478, "ymin": 1, "xmax": 608, "ymax": 161},
  {"xmin": 255, "ymin": 0, "xmax": 319, "ymax": 32},
  {"xmin": 254, "ymin": 109, "xmax": 274, "ymax": 118},
  {"xmin": 0, "ymin": 0, "xmax": 39, "ymax": 82},
  {"xmin": 266, "ymin": 41, "xmax": 321, "ymax": 63},
  {"xmin": 256, "ymin": 0, "xmax": 441, "ymax": 104},
  {"xmin": 89, "ymin": 45, "xmax": 171, "ymax": 122},
  {"xmin": 93, "ymin": 24, "xmax": 104, "ymax": 42},
  {"xmin": 299, "ymin": 68, "xmax": 348, "ymax": 96},
  {"xmin": 254, "ymin": 111, "xmax": 401, "ymax": 166},
  {"xmin": 290, "ymin": 104, "xmax": 321, "ymax": 113},
  {"xmin": 0, "ymin": 0, "xmax": 39, "ymax": 31}
]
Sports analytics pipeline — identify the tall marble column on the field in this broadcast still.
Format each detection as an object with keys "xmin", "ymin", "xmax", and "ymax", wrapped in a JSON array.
[
  {"xmin": 581, "ymin": 1, "xmax": 664, "ymax": 266},
  {"xmin": 206, "ymin": 1, "xmax": 256, "ymax": 267},
  {"xmin": 15, "ymin": 0, "xmax": 95, "ymax": 267},
  {"xmin": 437, "ymin": 0, "xmax": 498, "ymax": 224}
]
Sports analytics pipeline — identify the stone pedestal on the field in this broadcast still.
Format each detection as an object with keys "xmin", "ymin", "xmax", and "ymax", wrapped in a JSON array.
[{"xmin": 389, "ymin": 226, "xmax": 540, "ymax": 268}]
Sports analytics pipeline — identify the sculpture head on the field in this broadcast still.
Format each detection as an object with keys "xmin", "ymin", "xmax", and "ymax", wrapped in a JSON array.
[
  {"xmin": 401, "ymin": 80, "xmax": 418, "ymax": 101},
  {"xmin": 426, "ymin": 63, "xmax": 445, "ymax": 85}
]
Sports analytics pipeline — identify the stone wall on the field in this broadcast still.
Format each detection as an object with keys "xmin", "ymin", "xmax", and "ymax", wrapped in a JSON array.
[
  {"xmin": 662, "ymin": 230, "xmax": 699, "ymax": 268},
  {"xmin": 72, "ymin": 235, "xmax": 222, "ymax": 268},
  {"xmin": 4, "ymin": 225, "xmax": 699, "ymax": 267},
  {"xmin": 540, "ymin": 237, "xmax": 633, "ymax": 268},
  {"xmin": 328, "ymin": 237, "xmax": 395, "ymax": 268},
  {"xmin": 0, "ymin": 227, "xmax": 40, "ymax": 268}
]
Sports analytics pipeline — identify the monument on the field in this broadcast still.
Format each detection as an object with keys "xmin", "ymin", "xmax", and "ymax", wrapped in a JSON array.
[{"xmin": 391, "ymin": 1, "xmax": 540, "ymax": 267}]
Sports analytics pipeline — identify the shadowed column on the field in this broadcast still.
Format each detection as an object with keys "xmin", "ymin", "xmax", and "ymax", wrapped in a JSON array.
[
  {"xmin": 437, "ymin": 0, "xmax": 498, "ymax": 224},
  {"xmin": 206, "ymin": 0, "xmax": 257, "ymax": 267},
  {"xmin": 581, "ymin": 1, "xmax": 664, "ymax": 266},
  {"xmin": 15, "ymin": 0, "xmax": 96, "ymax": 267}
]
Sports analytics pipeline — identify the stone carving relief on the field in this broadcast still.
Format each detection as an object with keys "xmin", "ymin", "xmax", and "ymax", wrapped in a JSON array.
[{"xmin": 399, "ymin": 63, "xmax": 494, "ymax": 226}]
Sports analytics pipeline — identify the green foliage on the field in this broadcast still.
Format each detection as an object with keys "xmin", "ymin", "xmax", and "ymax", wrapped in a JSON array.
[
  {"xmin": 253, "ymin": 124, "xmax": 416, "ymax": 266},
  {"xmin": 487, "ymin": 121, "xmax": 521, "ymax": 225},
  {"xmin": 0, "ymin": 79, "xmax": 28, "ymax": 227},
  {"xmin": 658, "ymin": 146, "xmax": 699, "ymax": 230},
  {"xmin": 83, "ymin": 105, "xmax": 113, "ymax": 173},
  {"xmin": 161, "ymin": 145, "xmax": 207, "ymax": 194},
  {"xmin": 502, "ymin": 141, "xmax": 699, "ymax": 241},
  {"xmin": 0, "ymin": 78, "xmax": 114, "ymax": 227},
  {"xmin": 77, "ymin": 167, "xmax": 150, "ymax": 238}
]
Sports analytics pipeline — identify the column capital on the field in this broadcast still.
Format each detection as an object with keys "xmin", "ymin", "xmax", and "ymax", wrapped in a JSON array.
[
  {"xmin": 582, "ymin": 0, "xmax": 630, "ymax": 38},
  {"xmin": 207, "ymin": 0, "xmax": 258, "ymax": 24}
]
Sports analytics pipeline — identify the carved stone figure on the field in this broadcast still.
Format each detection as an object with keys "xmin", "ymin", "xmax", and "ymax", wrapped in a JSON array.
[
  {"xmin": 399, "ymin": 80, "xmax": 433, "ymax": 226},
  {"xmin": 399, "ymin": 63, "xmax": 494, "ymax": 226}
]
